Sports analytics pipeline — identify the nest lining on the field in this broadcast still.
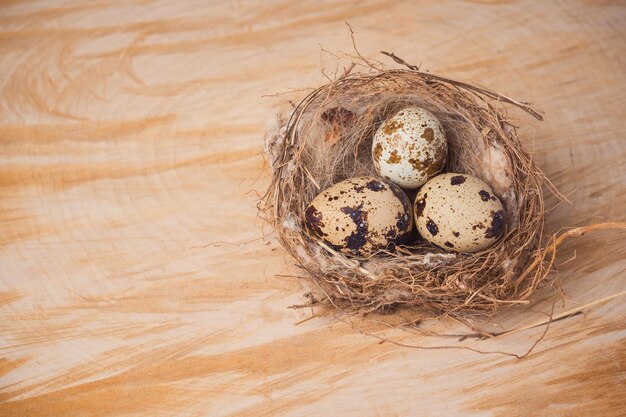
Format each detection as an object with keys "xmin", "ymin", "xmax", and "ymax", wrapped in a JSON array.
[{"xmin": 262, "ymin": 61, "xmax": 559, "ymax": 317}]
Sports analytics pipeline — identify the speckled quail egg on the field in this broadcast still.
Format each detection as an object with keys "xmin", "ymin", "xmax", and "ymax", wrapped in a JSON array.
[
  {"xmin": 304, "ymin": 176, "xmax": 413, "ymax": 256},
  {"xmin": 414, "ymin": 173, "xmax": 506, "ymax": 253},
  {"xmin": 372, "ymin": 107, "xmax": 447, "ymax": 189}
]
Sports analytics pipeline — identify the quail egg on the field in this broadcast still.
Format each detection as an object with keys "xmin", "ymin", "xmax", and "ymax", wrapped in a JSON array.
[
  {"xmin": 414, "ymin": 173, "xmax": 506, "ymax": 253},
  {"xmin": 305, "ymin": 176, "xmax": 413, "ymax": 256},
  {"xmin": 372, "ymin": 106, "xmax": 447, "ymax": 189}
]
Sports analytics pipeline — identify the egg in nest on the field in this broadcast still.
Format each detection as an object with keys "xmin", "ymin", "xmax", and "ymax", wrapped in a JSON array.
[
  {"xmin": 414, "ymin": 173, "xmax": 506, "ymax": 253},
  {"xmin": 304, "ymin": 176, "xmax": 413, "ymax": 256},
  {"xmin": 372, "ymin": 106, "xmax": 447, "ymax": 189}
]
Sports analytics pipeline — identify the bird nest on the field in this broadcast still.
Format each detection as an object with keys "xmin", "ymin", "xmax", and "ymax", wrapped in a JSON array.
[{"xmin": 261, "ymin": 54, "xmax": 564, "ymax": 318}]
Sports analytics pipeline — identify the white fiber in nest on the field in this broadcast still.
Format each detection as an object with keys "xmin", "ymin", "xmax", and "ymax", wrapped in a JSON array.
[
  {"xmin": 295, "ymin": 245, "xmax": 312, "ymax": 264},
  {"xmin": 501, "ymin": 258, "xmax": 514, "ymax": 271},
  {"xmin": 481, "ymin": 144, "xmax": 513, "ymax": 196},
  {"xmin": 282, "ymin": 213, "xmax": 301, "ymax": 233},
  {"xmin": 311, "ymin": 245, "xmax": 329, "ymax": 270},
  {"xmin": 264, "ymin": 115, "xmax": 286, "ymax": 164},
  {"xmin": 421, "ymin": 253, "xmax": 457, "ymax": 267}
]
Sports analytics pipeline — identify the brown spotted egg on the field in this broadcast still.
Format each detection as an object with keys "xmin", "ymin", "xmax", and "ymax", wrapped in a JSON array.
[
  {"xmin": 372, "ymin": 107, "xmax": 447, "ymax": 189},
  {"xmin": 414, "ymin": 173, "xmax": 506, "ymax": 253},
  {"xmin": 304, "ymin": 176, "xmax": 413, "ymax": 256}
]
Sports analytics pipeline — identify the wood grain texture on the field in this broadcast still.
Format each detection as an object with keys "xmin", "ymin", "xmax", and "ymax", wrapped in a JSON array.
[{"xmin": 1, "ymin": 0, "xmax": 625, "ymax": 416}]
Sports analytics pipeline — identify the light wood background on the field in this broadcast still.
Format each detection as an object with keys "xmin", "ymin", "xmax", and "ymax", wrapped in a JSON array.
[{"xmin": 1, "ymin": 1, "xmax": 625, "ymax": 416}]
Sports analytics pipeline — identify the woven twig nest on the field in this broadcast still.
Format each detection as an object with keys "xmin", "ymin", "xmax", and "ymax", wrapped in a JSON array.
[{"xmin": 262, "ymin": 54, "xmax": 561, "ymax": 317}]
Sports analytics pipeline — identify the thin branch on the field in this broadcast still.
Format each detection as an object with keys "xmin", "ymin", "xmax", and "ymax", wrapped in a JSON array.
[{"xmin": 514, "ymin": 222, "xmax": 626, "ymax": 289}]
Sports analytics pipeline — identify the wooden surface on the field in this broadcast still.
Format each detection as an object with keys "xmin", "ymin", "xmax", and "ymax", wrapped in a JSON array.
[{"xmin": 1, "ymin": 1, "xmax": 625, "ymax": 416}]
